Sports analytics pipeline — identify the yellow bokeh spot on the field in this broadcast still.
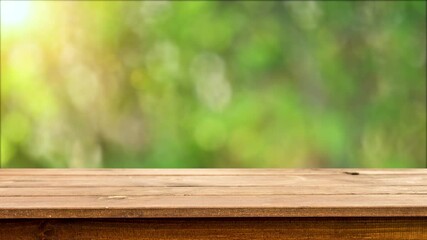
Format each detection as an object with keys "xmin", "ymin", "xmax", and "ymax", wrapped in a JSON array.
[{"xmin": 130, "ymin": 69, "xmax": 146, "ymax": 90}]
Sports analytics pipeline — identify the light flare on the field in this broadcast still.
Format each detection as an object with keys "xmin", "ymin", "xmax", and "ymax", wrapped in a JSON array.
[{"xmin": 1, "ymin": 0, "xmax": 32, "ymax": 29}]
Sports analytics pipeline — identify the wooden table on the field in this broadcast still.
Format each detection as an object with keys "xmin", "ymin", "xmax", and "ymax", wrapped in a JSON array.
[{"xmin": 0, "ymin": 169, "xmax": 426, "ymax": 239}]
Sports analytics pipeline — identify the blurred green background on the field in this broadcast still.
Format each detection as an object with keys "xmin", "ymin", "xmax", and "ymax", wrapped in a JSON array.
[{"xmin": 1, "ymin": 1, "xmax": 426, "ymax": 168}]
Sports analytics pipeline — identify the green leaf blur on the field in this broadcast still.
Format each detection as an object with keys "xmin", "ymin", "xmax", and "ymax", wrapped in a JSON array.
[{"xmin": 1, "ymin": 1, "xmax": 425, "ymax": 168}]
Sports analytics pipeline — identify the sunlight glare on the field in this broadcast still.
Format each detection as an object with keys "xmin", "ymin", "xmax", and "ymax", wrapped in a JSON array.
[{"xmin": 1, "ymin": 0, "xmax": 32, "ymax": 28}]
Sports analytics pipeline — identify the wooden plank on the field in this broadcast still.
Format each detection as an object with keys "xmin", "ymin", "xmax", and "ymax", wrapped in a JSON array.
[
  {"xmin": 1, "ymin": 207, "xmax": 426, "ymax": 219},
  {"xmin": 1, "ymin": 174, "xmax": 426, "ymax": 187},
  {"xmin": 1, "ymin": 168, "xmax": 426, "ymax": 176},
  {"xmin": 1, "ymin": 195, "xmax": 426, "ymax": 218},
  {"xmin": 0, "ymin": 169, "xmax": 426, "ymax": 218},
  {"xmin": 1, "ymin": 185, "xmax": 426, "ymax": 196},
  {"xmin": 1, "ymin": 218, "xmax": 426, "ymax": 240}
]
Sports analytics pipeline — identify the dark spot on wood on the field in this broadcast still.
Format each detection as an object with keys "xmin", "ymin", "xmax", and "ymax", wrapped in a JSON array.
[
  {"xmin": 38, "ymin": 220, "xmax": 54, "ymax": 240},
  {"xmin": 344, "ymin": 171, "xmax": 360, "ymax": 175}
]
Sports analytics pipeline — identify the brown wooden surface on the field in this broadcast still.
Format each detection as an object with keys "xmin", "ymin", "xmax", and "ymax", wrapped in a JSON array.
[
  {"xmin": 0, "ymin": 169, "xmax": 426, "ymax": 218},
  {"xmin": 1, "ymin": 218, "xmax": 426, "ymax": 240}
]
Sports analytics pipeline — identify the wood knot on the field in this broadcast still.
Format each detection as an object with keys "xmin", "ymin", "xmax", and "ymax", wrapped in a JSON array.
[
  {"xmin": 38, "ymin": 220, "xmax": 54, "ymax": 240},
  {"xmin": 344, "ymin": 171, "xmax": 359, "ymax": 175}
]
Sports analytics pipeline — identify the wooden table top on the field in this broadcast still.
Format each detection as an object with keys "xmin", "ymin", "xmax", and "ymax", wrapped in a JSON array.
[{"xmin": 0, "ymin": 169, "xmax": 426, "ymax": 218}]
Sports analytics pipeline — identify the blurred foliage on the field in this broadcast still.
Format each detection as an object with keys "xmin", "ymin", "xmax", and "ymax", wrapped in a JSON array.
[{"xmin": 0, "ymin": 1, "xmax": 425, "ymax": 168}]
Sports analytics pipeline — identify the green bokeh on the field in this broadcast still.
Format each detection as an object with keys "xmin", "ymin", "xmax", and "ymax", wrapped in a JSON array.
[{"xmin": 1, "ymin": 1, "xmax": 425, "ymax": 168}]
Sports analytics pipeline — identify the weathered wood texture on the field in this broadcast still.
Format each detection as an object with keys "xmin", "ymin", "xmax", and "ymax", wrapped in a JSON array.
[
  {"xmin": 0, "ymin": 169, "xmax": 426, "ymax": 218},
  {"xmin": 1, "ymin": 218, "xmax": 426, "ymax": 240}
]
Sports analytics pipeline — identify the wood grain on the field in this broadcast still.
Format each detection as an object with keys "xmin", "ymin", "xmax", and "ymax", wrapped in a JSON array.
[
  {"xmin": 1, "ymin": 174, "xmax": 426, "ymax": 187},
  {"xmin": 0, "ymin": 169, "xmax": 426, "ymax": 218},
  {"xmin": 1, "ymin": 185, "xmax": 426, "ymax": 196},
  {"xmin": 1, "ymin": 218, "xmax": 426, "ymax": 240}
]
